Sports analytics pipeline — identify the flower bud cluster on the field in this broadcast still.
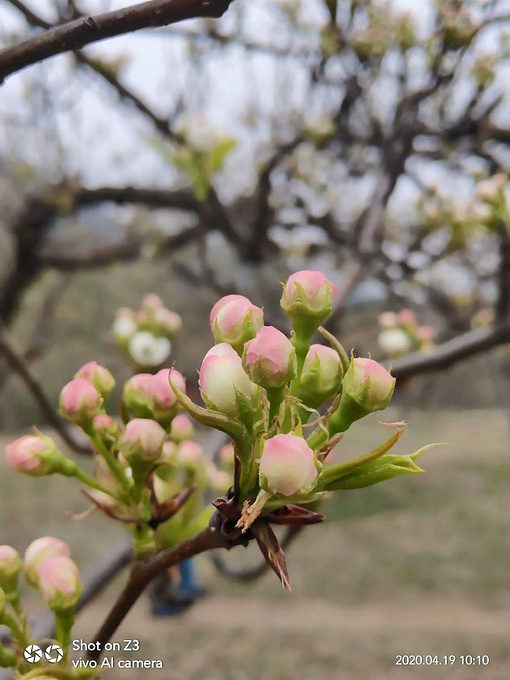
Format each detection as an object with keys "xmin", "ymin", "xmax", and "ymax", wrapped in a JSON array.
[
  {"xmin": 378, "ymin": 309, "xmax": 437, "ymax": 357},
  {"xmin": 113, "ymin": 294, "xmax": 182, "ymax": 368}
]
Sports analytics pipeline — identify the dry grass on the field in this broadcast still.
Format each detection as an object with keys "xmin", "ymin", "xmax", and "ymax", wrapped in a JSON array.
[{"xmin": 1, "ymin": 408, "xmax": 510, "ymax": 679}]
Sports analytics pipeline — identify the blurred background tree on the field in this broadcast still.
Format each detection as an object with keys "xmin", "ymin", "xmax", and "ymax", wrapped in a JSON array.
[{"xmin": 1, "ymin": 0, "xmax": 510, "ymax": 426}]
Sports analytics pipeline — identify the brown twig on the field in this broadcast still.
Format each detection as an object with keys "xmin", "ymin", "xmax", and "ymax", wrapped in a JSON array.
[
  {"xmin": 0, "ymin": 0, "xmax": 236, "ymax": 83},
  {"xmin": 0, "ymin": 333, "xmax": 90, "ymax": 454},
  {"xmin": 89, "ymin": 527, "xmax": 225, "ymax": 659}
]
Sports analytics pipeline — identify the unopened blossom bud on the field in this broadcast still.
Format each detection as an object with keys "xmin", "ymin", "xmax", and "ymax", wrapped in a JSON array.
[
  {"xmin": 59, "ymin": 379, "xmax": 102, "ymax": 426},
  {"xmin": 6, "ymin": 434, "xmax": 70, "ymax": 478},
  {"xmin": 128, "ymin": 331, "xmax": 171, "ymax": 368},
  {"xmin": 416, "ymin": 326, "xmax": 436, "ymax": 343},
  {"xmin": 122, "ymin": 373, "xmax": 154, "ymax": 417},
  {"xmin": 177, "ymin": 441, "xmax": 203, "ymax": 468},
  {"xmin": 119, "ymin": 419, "xmax": 166, "ymax": 463},
  {"xmin": 37, "ymin": 556, "xmax": 82, "ymax": 613},
  {"xmin": 210, "ymin": 295, "xmax": 264, "ymax": 352},
  {"xmin": 219, "ymin": 442, "xmax": 235, "ymax": 469},
  {"xmin": 299, "ymin": 344, "xmax": 342, "ymax": 407},
  {"xmin": 142, "ymin": 293, "xmax": 164, "ymax": 310},
  {"xmin": 24, "ymin": 537, "xmax": 71, "ymax": 586},
  {"xmin": 93, "ymin": 414, "xmax": 121, "ymax": 442},
  {"xmin": 280, "ymin": 270, "xmax": 338, "ymax": 335},
  {"xmin": 259, "ymin": 434, "xmax": 318, "ymax": 497},
  {"xmin": 152, "ymin": 307, "xmax": 183, "ymax": 336},
  {"xmin": 378, "ymin": 328, "xmax": 412, "ymax": 356},
  {"xmin": 330, "ymin": 358, "xmax": 395, "ymax": 434},
  {"xmin": 112, "ymin": 308, "xmax": 138, "ymax": 347},
  {"xmin": 161, "ymin": 440, "xmax": 178, "ymax": 463},
  {"xmin": 170, "ymin": 413, "xmax": 194, "ymax": 443},
  {"xmin": 378, "ymin": 311, "xmax": 398, "ymax": 329},
  {"xmin": 199, "ymin": 344, "xmax": 259, "ymax": 417},
  {"xmin": 152, "ymin": 369, "xmax": 185, "ymax": 422},
  {"xmin": 397, "ymin": 308, "xmax": 417, "ymax": 330},
  {"xmin": 74, "ymin": 361, "xmax": 115, "ymax": 399},
  {"xmin": 243, "ymin": 326, "xmax": 297, "ymax": 389},
  {"xmin": 0, "ymin": 546, "xmax": 22, "ymax": 594}
]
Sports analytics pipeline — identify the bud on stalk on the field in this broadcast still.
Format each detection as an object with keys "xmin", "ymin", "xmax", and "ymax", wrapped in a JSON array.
[
  {"xmin": 281, "ymin": 270, "xmax": 338, "ymax": 342},
  {"xmin": 210, "ymin": 295, "xmax": 264, "ymax": 353},
  {"xmin": 24, "ymin": 537, "xmax": 71, "ymax": 587},
  {"xmin": 37, "ymin": 556, "xmax": 82, "ymax": 613},
  {"xmin": 0, "ymin": 546, "xmax": 22, "ymax": 596},
  {"xmin": 170, "ymin": 413, "xmax": 195, "ymax": 442},
  {"xmin": 74, "ymin": 361, "xmax": 115, "ymax": 399},
  {"xmin": 298, "ymin": 344, "xmax": 342, "ymax": 408},
  {"xmin": 59, "ymin": 378, "xmax": 102, "ymax": 427},
  {"xmin": 199, "ymin": 344, "xmax": 260, "ymax": 418},
  {"xmin": 5, "ymin": 433, "xmax": 76, "ymax": 478},
  {"xmin": 329, "ymin": 358, "xmax": 395, "ymax": 434},
  {"xmin": 259, "ymin": 433, "xmax": 318, "ymax": 497}
]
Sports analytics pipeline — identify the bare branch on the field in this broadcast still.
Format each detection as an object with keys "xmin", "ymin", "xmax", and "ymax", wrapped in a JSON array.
[
  {"xmin": 391, "ymin": 322, "xmax": 510, "ymax": 383},
  {"xmin": 0, "ymin": 333, "xmax": 91, "ymax": 454},
  {"xmin": 0, "ymin": 0, "xmax": 236, "ymax": 83}
]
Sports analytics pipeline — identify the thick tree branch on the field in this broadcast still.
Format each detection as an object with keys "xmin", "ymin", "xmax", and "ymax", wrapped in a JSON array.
[
  {"xmin": 0, "ymin": 0, "xmax": 236, "ymax": 83},
  {"xmin": 90, "ymin": 526, "xmax": 225, "ymax": 658},
  {"xmin": 391, "ymin": 322, "xmax": 510, "ymax": 383}
]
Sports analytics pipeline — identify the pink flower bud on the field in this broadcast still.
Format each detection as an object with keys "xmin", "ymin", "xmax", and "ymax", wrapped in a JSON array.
[
  {"xmin": 219, "ymin": 442, "xmax": 235, "ymax": 469},
  {"xmin": 243, "ymin": 326, "xmax": 297, "ymax": 389},
  {"xmin": 345, "ymin": 358, "xmax": 395, "ymax": 409},
  {"xmin": 152, "ymin": 369, "xmax": 185, "ymax": 412},
  {"xmin": 120, "ymin": 418, "xmax": 166, "ymax": 462},
  {"xmin": 59, "ymin": 378, "xmax": 102, "ymax": 425},
  {"xmin": 0, "ymin": 546, "xmax": 22, "ymax": 592},
  {"xmin": 377, "ymin": 328, "xmax": 412, "ymax": 356},
  {"xmin": 378, "ymin": 311, "xmax": 398, "ymax": 329},
  {"xmin": 5, "ymin": 434, "xmax": 61, "ymax": 477},
  {"xmin": 397, "ymin": 308, "xmax": 417, "ymax": 329},
  {"xmin": 37, "ymin": 556, "xmax": 82, "ymax": 612},
  {"xmin": 210, "ymin": 295, "xmax": 264, "ymax": 351},
  {"xmin": 122, "ymin": 373, "xmax": 154, "ymax": 416},
  {"xmin": 199, "ymin": 344, "xmax": 259, "ymax": 416},
  {"xmin": 152, "ymin": 307, "xmax": 183, "ymax": 335},
  {"xmin": 177, "ymin": 441, "xmax": 203, "ymax": 468},
  {"xmin": 299, "ymin": 344, "xmax": 342, "ymax": 406},
  {"xmin": 161, "ymin": 440, "xmax": 178, "ymax": 463},
  {"xmin": 24, "ymin": 537, "xmax": 71, "ymax": 586},
  {"xmin": 416, "ymin": 325, "xmax": 436, "ymax": 343},
  {"xmin": 74, "ymin": 361, "xmax": 115, "ymax": 398},
  {"xmin": 281, "ymin": 270, "xmax": 338, "ymax": 327},
  {"xmin": 259, "ymin": 434, "xmax": 318, "ymax": 497},
  {"xmin": 142, "ymin": 293, "xmax": 164, "ymax": 310},
  {"xmin": 170, "ymin": 413, "xmax": 194, "ymax": 442},
  {"xmin": 93, "ymin": 414, "xmax": 121, "ymax": 441}
]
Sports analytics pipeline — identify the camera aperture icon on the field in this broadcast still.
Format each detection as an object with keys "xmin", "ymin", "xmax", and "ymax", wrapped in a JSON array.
[
  {"xmin": 24, "ymin": 645, "xmax": 43, "ymax": 664},
  {"xmin": 45, "ymin": 644, "xmax": 64, "ymax": 664}
]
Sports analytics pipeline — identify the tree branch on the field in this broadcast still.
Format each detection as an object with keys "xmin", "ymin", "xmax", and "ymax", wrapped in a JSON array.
[
  {"xmin": 391, "ymin": 322, "xmax": 510, "ymax": 383},
  {"xmin": 0, "ymin": 0, "xmax": 236, "ymax": 83},
  {"xmin": 89, "ymin": 526, "xmax": 225, "ymax": 659},
  {"xmin": 0, "ymin": 333, "xmax": 91, "ymax": 454}
]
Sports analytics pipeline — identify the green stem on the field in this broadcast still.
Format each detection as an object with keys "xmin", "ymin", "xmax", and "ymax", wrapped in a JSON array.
[
  {"xmin": 1, "ymin": 610, "xmax": 30, "ymax": 649},
  {"xmin": 55, "ymin": 611, "xmax": 74, "ymax": 662},
  {"xmin": 289, "ymin": 330, "xmax": 314, "ymax": 396},
  {"xmin": 266, "ymin": 386, "xmax": 285, "ymax": 423},
  {"xmin": 73, "ymin": 468, "xmax": 121, "ymax": 500},
  {"xmin": 89, "ymin": 431, "xmax": 132, "ymax": 494}
]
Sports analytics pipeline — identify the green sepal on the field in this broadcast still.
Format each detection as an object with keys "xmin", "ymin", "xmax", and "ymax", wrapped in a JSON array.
[
  {"xmin": 318, "ymin": 326, "xmax": 350, "ymax": 376},
  {"xmin": 169, "ymin": 376, "xmax": 251, "ymax": 450},
  {"xmin": 321, "ymin": 443, "xmax": 442, "ymax": 491},
  {"xmin": 315, "ymin": 425, "xmax": 407, "ymax": 490}
]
